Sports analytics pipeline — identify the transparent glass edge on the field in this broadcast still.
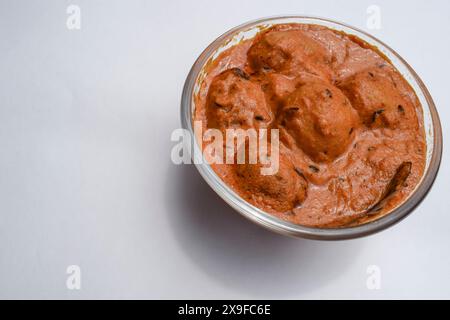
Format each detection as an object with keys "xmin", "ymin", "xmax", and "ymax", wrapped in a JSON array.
[{"xmin": 180, "ymin": 15, "xmax": 443, "ymax": 240}]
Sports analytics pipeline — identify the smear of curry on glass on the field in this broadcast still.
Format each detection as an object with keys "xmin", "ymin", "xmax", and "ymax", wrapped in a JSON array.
[{"xmin": 193, "ymin": 24, "xmax": 426, "ymax": 228}]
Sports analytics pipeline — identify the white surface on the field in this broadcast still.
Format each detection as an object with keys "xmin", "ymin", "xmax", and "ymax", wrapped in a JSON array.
[{"xmin": 0, "ymin": 0, "xmax": 449, "ymax": 299}]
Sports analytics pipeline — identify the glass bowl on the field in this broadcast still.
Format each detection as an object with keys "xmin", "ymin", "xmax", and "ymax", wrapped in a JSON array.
[{"xmin": 180, "ymin": 16, "xmax": 442, "ymax": 240}]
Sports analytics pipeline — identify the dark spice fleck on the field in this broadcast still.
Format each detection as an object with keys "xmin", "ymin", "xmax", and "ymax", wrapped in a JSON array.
[
  {"xmin": 349, "ymin": 127, "xmax": 354, "ymax": 135},
  {"xmin": 254, "ymin": 115, "xmax": 264, "ymax": 121},
  {"xmin": 372, "ymin": 109, "xmax": 384, "ymax": 123},
  {"xmin": 214, "ymin": 102, "xmax": 223, "ymax": 108},
  {"xmin": 309, "ymin": 165, "xmax": 319, "ymax": 173},
  {"xmin": 325, "ymin": 88, "xmax": 333, "ymax": 98},
  {"xmin": 398, "ymin": 104, "xmax": 405, "ymax": 113},
  {"xmin": 368, "ymin": 72, "xmax": 375, "ymax": 78},
  {"xmin": 232, "ymin": 68, "xmax": 250, "ymax": 80},
  {"xmin": 294, "ymin": 167, "xmax": 306, "ymax": 179},
  {"xmin": 285, "ymin": 107, "xmax": 299, "ymax": 116}
]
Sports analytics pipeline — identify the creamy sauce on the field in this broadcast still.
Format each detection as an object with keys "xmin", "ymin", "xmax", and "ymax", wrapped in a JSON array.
[{"xmin": 194, "ymin": 24, "xmax": 426, "ymax": 228}]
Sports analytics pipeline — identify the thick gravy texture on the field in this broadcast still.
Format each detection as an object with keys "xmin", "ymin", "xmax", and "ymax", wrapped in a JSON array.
[{"xmin": 194, "ymin": 24, "xmax": 426, "ymax": 228}]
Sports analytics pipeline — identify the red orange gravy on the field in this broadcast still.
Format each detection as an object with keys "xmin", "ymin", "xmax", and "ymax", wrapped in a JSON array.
[{"xmin": 193, "ymin": 24, "xmax": 426, "ymax": 228}]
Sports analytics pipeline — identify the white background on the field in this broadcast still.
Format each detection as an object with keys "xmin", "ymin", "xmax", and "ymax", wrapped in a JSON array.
[{"xmin": 0, "ymin": 0, "xmax": 449, "ymax": 299}]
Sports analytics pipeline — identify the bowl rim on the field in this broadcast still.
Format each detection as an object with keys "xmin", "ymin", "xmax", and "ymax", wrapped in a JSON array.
[{"xmin": 180, "ymin": 15, "xmax": 443, "ymax": 240}]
